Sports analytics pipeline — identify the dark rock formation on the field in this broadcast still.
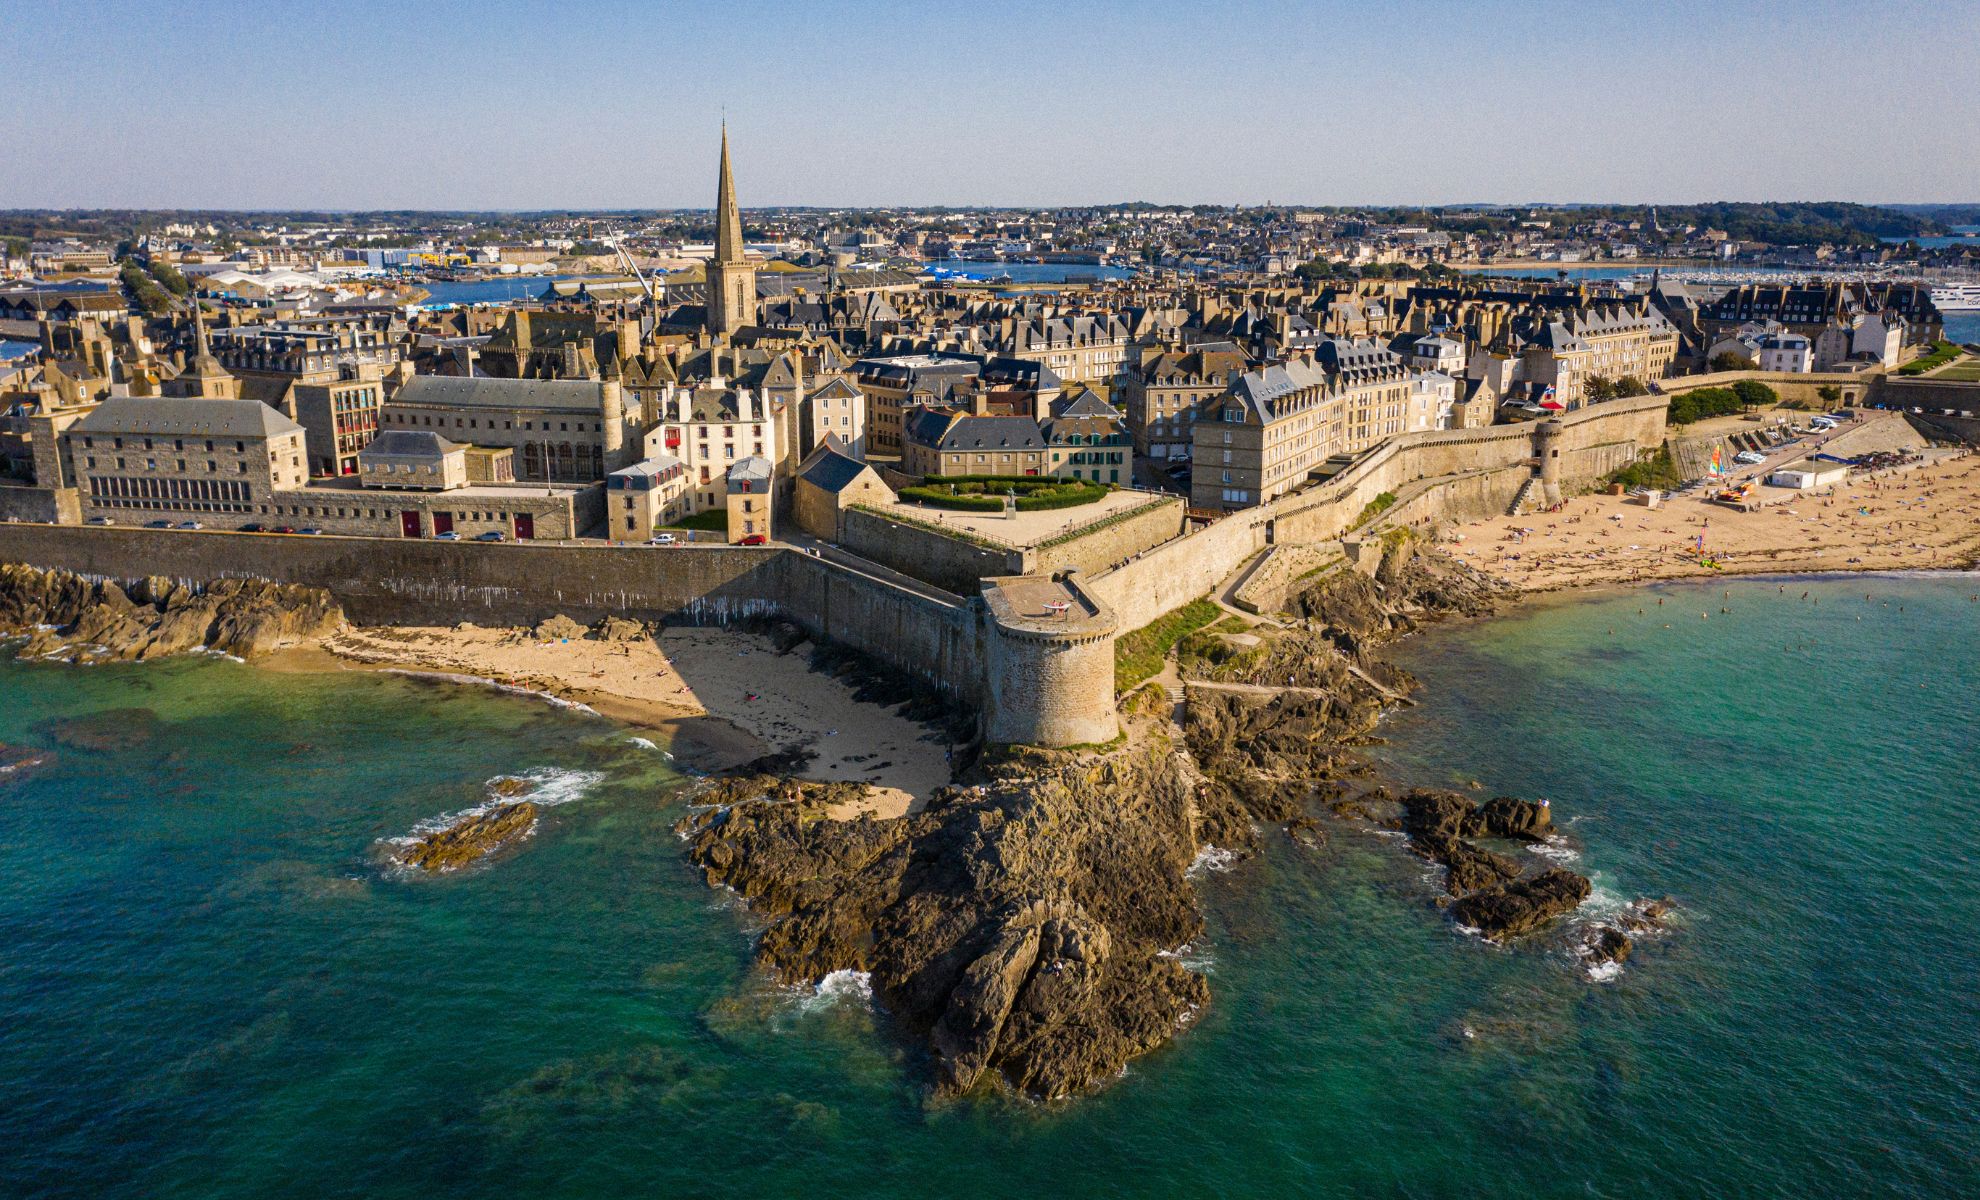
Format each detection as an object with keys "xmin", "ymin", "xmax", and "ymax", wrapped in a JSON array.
[
  {"xmin": 1449, "ymin": 869, "xmax": 1592, "ymax": 941},
  {"xmin": 0, "ymin": 563, "xmax": 342, "ymax": 661},
  {"xmin": 1399, "ymin": 787, "xmax": 1589, "ymax": 931},
  {"xmin": 399, "ymin": 802, "xmax": 541, "ymax": 871},
  {"xmin": 678, "ymin": 741, "xmax": 1208, "ymax": 1100}
]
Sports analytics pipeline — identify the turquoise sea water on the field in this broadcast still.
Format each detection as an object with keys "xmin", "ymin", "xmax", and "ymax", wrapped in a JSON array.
[{"xmin": 3, "ymin": 575, "xmax": 1977, "ymax": 1197}]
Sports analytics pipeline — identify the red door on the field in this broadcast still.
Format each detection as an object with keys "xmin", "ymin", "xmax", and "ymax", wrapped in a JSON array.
[
  {"xmin": 400, "ymin": 511, "xmax": 421, "ymax": 538},
  {"xmin": 514, "ymin": 513, "xmax": 535, "ymax": 540},
  {"xmin": 433, "ymin": 512, "xmax": 453, "ymax": 536}
]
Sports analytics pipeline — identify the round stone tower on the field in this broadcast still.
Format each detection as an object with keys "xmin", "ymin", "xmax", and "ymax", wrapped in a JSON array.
[
  {"xmin": 1534, "ymin": 418, "xmax": 1565, "ymax": 507},
  {"xmin": 980, "ymin": 572, "xmax": 1119, "ymax": 748}
]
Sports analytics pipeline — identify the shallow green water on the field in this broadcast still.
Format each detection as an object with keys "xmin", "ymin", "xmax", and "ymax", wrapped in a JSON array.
[{"xmin": 2, "ymin": 575, "xmax": 1976, "ymax": 1198}]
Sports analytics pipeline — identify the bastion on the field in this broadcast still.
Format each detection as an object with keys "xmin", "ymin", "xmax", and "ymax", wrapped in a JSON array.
[{"xmin": 978, "ymin": 571, "xmax": 1120, "ymax": 747}]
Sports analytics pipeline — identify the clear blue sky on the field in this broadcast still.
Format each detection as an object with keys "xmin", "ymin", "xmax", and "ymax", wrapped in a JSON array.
[{"xmin": 4, "ymin": 0, "xmax": 1974, "ymax": 209}]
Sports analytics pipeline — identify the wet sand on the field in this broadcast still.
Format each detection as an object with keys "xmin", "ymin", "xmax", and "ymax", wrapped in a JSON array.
[{"xmin": 283, "ymin": 623, "xmax": 955, "ymax": 819}]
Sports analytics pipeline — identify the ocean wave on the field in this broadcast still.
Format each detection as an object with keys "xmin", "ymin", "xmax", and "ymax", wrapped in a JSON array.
[
  {"xmin": 1528, "ymin": 835, "xmax": 1582, "ymax": 863},
  {"xmin": 380, "ymin": 766, "xmax": 606, "ymax": 851},
  {"xmin": 797, "ymin": 969, "xmax": 874, "ymax": 1014},
  {"xmin": 1158, "ymin": 941, "xmax": 1217, "ymax": 973},
  {"xmin": 1585, "ymin": 960, "xmax": 1624, "ymax": 984},
  {"xmin": 1187, "ymin": 845, "xmax": 1239, "ymax": 876}
]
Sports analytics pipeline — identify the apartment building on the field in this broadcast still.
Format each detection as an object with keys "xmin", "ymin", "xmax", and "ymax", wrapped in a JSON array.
[
  {"xmin": 382, "ymin": 375, "xmax": 629, "ymax": 483},
  {"xmin": 640, "ymin": 380, "xmax": 777, "ymax": 514},
  {"xmin": 1119, "ymin": 345, "xmax": 1246, "ymax": 462}
]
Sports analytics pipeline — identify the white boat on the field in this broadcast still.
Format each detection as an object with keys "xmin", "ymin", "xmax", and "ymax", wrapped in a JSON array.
[{"xmin": 1930, "ymin": 283, "xmax": 1980, "ymax": 311}]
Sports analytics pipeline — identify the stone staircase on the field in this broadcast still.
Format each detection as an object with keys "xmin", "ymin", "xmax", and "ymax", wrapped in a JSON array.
[{"xmin": 1506, "ymin": 472, "xmax": 1543, "ymax": 516}]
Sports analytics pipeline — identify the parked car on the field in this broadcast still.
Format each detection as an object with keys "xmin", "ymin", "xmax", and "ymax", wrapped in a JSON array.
[
  {"xmin": 86, "ymin": 517, "xmax": 114, "ymax": 526},
  {"xmin": 145, "ymin": 519, "xmax": 173, "ymax": 528},
  {"xmin": 238, "ymin": 523, "xmax": 264, "ymax": 533},
  {"xmin": 175, "ymin": 520, "xmax": 203, "ymax": 530},
  {"xmin": 474, "ymin": 530, "xmax": 505, "ymax": 542},
  {"xmin": 648, "ymin": 533, "xmax": 678, "ymax": 546},
  {"xmin": 273, "ymin": 525, "xmax": 297, "ymax": 535},
  {"xmin": 1734, "ymin": 451, "xmax": 1766, "ymax": 465},
  {"xmin": 434, "ymin": 531, "xmax": 461, "ymax": 541},
  {"xmin": 297, "ymin": 527, "xmax": 324, "ymax": 536},
  {"xmin": 739, "ymin": 534, "xmax": 768, "ymax": 546},
  {"xmin": 1832, "ymin": 409, "xmax": 1856, "ymax": 419}
]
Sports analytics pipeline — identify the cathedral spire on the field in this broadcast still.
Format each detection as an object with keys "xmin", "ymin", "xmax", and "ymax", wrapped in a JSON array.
[{"xmin": 714, "ymin": 123, "xmax": 744, "ymax": 266}]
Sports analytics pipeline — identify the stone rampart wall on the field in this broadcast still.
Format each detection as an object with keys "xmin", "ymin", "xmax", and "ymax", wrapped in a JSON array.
[{"xmin": 0, "ymin": 525, "xmax": 988, "ymax": 704}]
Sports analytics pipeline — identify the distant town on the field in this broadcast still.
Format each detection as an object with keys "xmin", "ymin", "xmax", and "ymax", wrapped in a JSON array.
[{"xmin": 2, "ymin": 131, "xmax": 1976, "ymax": 574}]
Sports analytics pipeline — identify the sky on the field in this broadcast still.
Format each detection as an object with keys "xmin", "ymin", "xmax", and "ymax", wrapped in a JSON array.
[{"xmin": 3, "ymin": 0, "xmax": 1976, "ymax": 210}]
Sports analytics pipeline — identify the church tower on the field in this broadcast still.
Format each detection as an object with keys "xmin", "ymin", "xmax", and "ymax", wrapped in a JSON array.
[{"xmin": 706, "ymin": 124, "xmax": 756, "ymax": 338}]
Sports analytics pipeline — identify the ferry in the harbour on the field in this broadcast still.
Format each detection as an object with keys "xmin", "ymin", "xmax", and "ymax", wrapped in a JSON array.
[{"xmin": 1930, "ymin": 283, "xmax": 1980, "ymax": 311}]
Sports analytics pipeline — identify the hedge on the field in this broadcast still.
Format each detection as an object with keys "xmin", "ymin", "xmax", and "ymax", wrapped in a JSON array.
[{"xmin": 901, "ymin": 475, "xmax": 1110, "ymax": 512}]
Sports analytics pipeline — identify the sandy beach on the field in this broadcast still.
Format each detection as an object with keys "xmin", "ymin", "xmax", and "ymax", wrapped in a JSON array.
[
  {"xmin": 1445, "ymin": 451, "xmax": 1980, "ymax": 592},
  {"xmin": 310, "ymin": 622, "xmax": 954, "ymax": 818}
]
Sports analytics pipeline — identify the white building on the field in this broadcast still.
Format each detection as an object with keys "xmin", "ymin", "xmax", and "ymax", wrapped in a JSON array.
[
  {"xmin": 804, "ymin": 375, "xmax": 866, "ymax": 460},
  {"xmin": 641, "ymin": 377, "xmax": 778, "ymax": 514},
  {"xmin": 1757, "ymin": 333, "xmax": 1813, "ymax": 374}
]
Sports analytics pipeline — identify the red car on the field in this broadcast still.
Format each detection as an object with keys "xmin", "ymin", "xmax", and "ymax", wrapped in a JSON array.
[{"xmin": 739, "ymin": 534, "xmax": 768, "ymax": 546}]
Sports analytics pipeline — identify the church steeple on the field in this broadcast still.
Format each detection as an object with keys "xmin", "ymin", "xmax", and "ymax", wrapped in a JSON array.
[
  {"xmin": 714, "ymin": 123, "xmax": 744, "ymax": 266},
  {"xmin": 705, "ymin": 123, "xmax": 757, "ymax": 338}
]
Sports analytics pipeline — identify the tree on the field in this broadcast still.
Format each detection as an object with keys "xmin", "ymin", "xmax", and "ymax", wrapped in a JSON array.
[
  {"xmin": 1613, "ymin": 376, "xmax": 1649, "ymax": 398},
  {"xmin": 1732, "ymin": 379, "xmax": 1778, "ymax": 411},
  {"xmin": 146, "ymin": 257, "xmax": 191, "ymax": 297},
  {"xmin": 1817, "ymin": 385, "xmax": 1841, "ymax": 406},
  {"xmin": 1585, "ymin": 375, "xmax": 1618, "ymax": 403},
  {"xmin": 1710, "ymin": 351, "xmax": 1757, "ymax": 372}
]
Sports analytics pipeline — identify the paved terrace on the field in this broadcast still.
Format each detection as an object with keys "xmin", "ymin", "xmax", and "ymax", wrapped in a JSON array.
[
  {"xmin": 980, "ymin": 574, "xmax": 1115, "ymax": 638},
  {"xmin": 873, "ymin": 488, "xmax": 1169, "ymax": 548}
]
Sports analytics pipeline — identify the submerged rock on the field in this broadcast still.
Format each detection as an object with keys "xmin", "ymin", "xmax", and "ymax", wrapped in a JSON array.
[
  {"xmin": 399, "ymin": 801, "xmax": 540, "ymax": 871},
  {"xmin": 40, "ymin": 708, "xmax": 163, "ymax": 754},
  {"xmin": 0, "ymin": 563, "xmax": 342, "ymax": 661}
]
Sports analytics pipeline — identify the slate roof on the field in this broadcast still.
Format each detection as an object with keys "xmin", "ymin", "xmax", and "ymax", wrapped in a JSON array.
[
  {"xmin": 72, "ymin": 397, "xmax": 304, "ymax": 439},
  {"xmin": 360, "ymin": 430, "xmax": 459, "ymax": 459},
  {"xmin": 394, "ymin": 374, "xmax": 603, "ymax": 412},
  {"xmin": 907, "ymin": 410, "xmax": 1046, "ymax": 453},
  {"xmin": 796, "ymin": 437, "xmax": 874, "ymax": 493}
]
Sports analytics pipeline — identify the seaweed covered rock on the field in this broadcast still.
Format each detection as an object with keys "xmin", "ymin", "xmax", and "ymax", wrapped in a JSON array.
[{"xmin": 399, "ymin": 802, "xmax": 541, "ymax": 871}]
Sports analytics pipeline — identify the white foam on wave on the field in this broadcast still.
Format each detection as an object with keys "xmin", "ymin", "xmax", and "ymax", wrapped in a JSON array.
[
  {"xmin": 380, "ymin": 765, "xmax": 606, "ymax": 852},
  {"xmin": 1529, "ymin": 835, "xmax": 1581, "ymax": 864},
  {"xmin": 1187, "ymin": 845, "xmax": 1239, "ymax": 876},
  {"xmin": 1585, "ymin": 960, "xmax": 1624, "ymax": 984},
  {"xmin": 626, "ymin": 736, "xmax": 658, "ymax": 751},
  {"xmin": 797, "ymin": 969, "xmax": 874, "ymax": 1014},
  {"xmin": 1158, "ymin": 941, "xmax": 1217, "ymax": 973}
]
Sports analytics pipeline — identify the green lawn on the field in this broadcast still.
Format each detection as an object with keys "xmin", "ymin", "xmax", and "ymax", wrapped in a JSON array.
[
  {"xmin": 1114, "ymin": 598, "xmax": 1221, "ymax": 693},
  {"xmin": 661, "ymin": 510, "xmax": 729, "ymax": 532},
  {"xmin": 1930, "ymin": 358, "xmax": 1980, "ymax": 381}
]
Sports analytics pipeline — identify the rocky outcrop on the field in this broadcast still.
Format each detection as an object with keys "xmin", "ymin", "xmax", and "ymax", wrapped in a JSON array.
[
  {"xmin": 532, "ymin": 614, "xmax": 587, "ymax": 641},
  {"xmin": 0, "ymin": 563, "xmax": 342, "ymax": 661},
  {"xmin": 678, "ymin": 741, "xmax": 1209, "ymax": 1100},
  {"xmin": 398, "ymin": 802, "xmax": 541, "ymax": 871},
  {"xmin": 1399, "ymin": 787, "xmax": 1590, "ymax": 934},
  {"xmin": 1449, "ymin": 869, "xmax": 1592, "ymax": 941}
]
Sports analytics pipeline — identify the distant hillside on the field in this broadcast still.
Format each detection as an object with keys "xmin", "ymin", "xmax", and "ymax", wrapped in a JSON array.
[
  {"xmin": 1562, "ymin": 202, "xmax": 1946, "ymax": 246},
  {"xmin": 1882, "ymin": 204, "xmax": 1980, "ymax": 228}
]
